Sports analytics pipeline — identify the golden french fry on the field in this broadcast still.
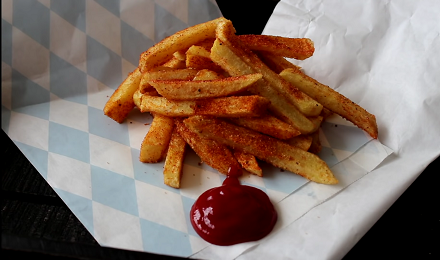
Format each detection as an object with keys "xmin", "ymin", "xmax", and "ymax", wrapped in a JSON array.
[
  {"xmin": 143, "ymin": 68, "xmax": 199, "ymax": 82},
  {"xmin": 257, "ymin": 51, "xmax": 301, "ymax": 74},
  {"xmin": 308, "ymin": 115, "xmax": 324, "ymax": 133},
  {"xmin": 186, "ymin": 45, "xmax": 211, "ymax": 57},
  {"xmin": 233, "ymin": 150, "xmax": 262, "ymax": 177},
  {"xmin": 175, "ymin": 119, "xmax": 240, "ymax": 175},
  {"xmin": 149, "ymin": 73, "xmax": 262, "ymax": 100},
  {"xmin": 238, "ymin": 35, "xmax": 314, "ymax": 60},
  {"xmin": 184, "ymin": 115, "xmax": 338, "ymax": 184},
  {"xmin": 139, "ymin": 17, "xmax": 226, "ymax": 72},
  {"xmin": 193, "ymin": 69, "xmax": 224, "ymax": 81},
  {"xmin": 134, "ymin": 94, "xmax": 270, "ymax": 117},
  {"xmin": 210, "ymin": 38, "xmax": 316, "ymax": 134},
  {"xmin": 139, "ymin": 114, "xmax": 174, "ymax": 163},
  {"xmin": 285, "ymin": 135, "xmax": 313, "ymax": 151},
  {"xmin": 104, "ymin": 68, "xmax": 142, "ymax": 123},
  {"xmin": 163, "ymin": 127, "xmax": 187, "ymax": 188},
  {"xmin": 280, "ymin": 67, "xmax": 378, "ymax": 139},
  {"xmin": 215, "ymin": 19, "xmax": 323, "ymax": 117},
  {"xmin": 228, "ymin": 115, "xmax": 301, "ymax": 140}
]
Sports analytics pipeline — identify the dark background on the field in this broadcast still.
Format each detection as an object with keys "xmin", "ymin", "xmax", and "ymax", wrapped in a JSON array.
[{"xmin": 2, "ymin": 0, "xmax": 438, "ymax": 259}]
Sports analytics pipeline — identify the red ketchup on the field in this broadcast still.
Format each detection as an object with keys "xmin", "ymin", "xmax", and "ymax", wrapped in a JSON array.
[{"xmin": 190, "ymin": 166, "xmax": 277, "ymax": 246}]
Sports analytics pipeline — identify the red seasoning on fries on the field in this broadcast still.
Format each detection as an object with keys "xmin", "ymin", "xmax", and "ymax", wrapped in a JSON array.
[{"xmin": 103, "ymin": 17, "xmax": 378, "ymax": 246}]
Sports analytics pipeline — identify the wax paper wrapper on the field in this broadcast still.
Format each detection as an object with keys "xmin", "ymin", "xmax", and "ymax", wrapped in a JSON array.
[{"xmin": 1, "ymin": 0, "xmax": 396, "ymax": 259}]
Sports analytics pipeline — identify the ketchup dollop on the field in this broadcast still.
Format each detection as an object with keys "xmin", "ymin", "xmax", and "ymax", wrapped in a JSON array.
[{"xmin": 190, "ymin": 166, "xmax": 277, "ymax": 246}]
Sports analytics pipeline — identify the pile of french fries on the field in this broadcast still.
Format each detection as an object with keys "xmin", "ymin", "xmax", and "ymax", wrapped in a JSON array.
[{"xmin": 104, "ymin": 17, "xmax": 378, "ymax": 188}]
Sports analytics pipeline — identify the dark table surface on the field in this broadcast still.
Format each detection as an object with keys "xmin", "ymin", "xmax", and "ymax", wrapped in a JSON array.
[{"xmin": 2, "ymin": 0, "xmax": 438, "ymax": 259}]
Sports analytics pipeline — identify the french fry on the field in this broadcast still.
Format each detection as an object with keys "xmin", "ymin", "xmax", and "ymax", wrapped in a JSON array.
[
  {"xmin": 228, "ymin": 115, "xmax": 301, "ymax": 140},
  {"xmin": 308, "ymin": 115, "xmax": 324, "ymax": 133},
  {"xmin": 238, "ymin": 35, "xmax": 315, "ymax": 60},
  {"xmin": 257, "ymin": 51, "xmax": 301, "ymax": 74},
  {"xmin": 175, "ymin": 119, "xmax": 240, "ymax": 175},
  {"xmin": 215, "ymin": 19, "xmax": 323, "ymax": 117},
  {"xmin": 285, "ymin": 135, "xmax": 313, "ymax": 151},
  {"xmin": 233, "ymin": 150, "xmax": 262, "ymax": 177},
  {"xmin": 163, "ymin": 127, "xmax": 187, "ymax": 188},
  {"xmin": 184, "ymin": 115, "xmax": 338, "ymax": 184},
  {"xmin": 280, "ymin": 67, "xmax": 378, "ymax": 138},
  {"xmin": 149, "ymin": 73, "xmax": 262, "ymax": 100},
  {"xmin": 193, "ymin": 69, "xmax": 224, "ymax": 81},
  {"xmin": 308, "ymin": 130, "xmax": 322, "ymax": 154},
  {"xmin": 134, "ymin": 94, "xmax": 270, "ymax": 117},
  {"xmin": 140, "ymin": 68, "xmax": 198, "ymax": 93},
  {"xmin": 210, "ymin": 38, "xmax": 316, "ymax": 134},
  {"xmin": 185, "ymin": 45, "xmax": 224, "ymax": 72},
  {"xmin": 139, "ymin": 17, "xmax": 226, "ymax": 72},
  {"xmin": 139, "ymin": 114, "xmax": 174, "ymax": 163},
  {"xmin": 104, "ymin": 68, "xmax": 142, "ymax": 123}
]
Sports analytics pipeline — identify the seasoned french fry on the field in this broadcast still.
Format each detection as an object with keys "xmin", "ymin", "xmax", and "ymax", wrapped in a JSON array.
[
  {"xmin": 139, "ymin": 17, "xmax": 226, "ymax": 72},
  {"xmin": 228, "ymin": 115, "xmax": 301, "ymax": 140},
  {"xmin": 285, "ymin": 135, "xmax": 313, "ymax": 151},
  {"xmin": 187, "ymin": 45, "xmax": 211, "ymax": 57},
  {"xmin": 238, "ymin": 35, "xmax": 314, "ymax": 60},
  {"xmin": 163, "ymin": 127, "xmax": 187, "ymax": 188},
  {"xmin": 308, "ymin": 115, "xmax": 324, "ymax": 133},
  {"xmin": 175, "ymin": 119, "xmax": 240, "ymax": 175},
  {"xmin": 184, "ymin": 116, "xmax": 338, "ymax": 184},
  {"xmin": 216, "ymin": 19, "xmax": 323, "ymax": 117},
  {"xmin": 233, "ymin": 150, "xmax": 262, "ymax": 177},
  {"xmin": 140, "ymin": 68, "xmax": 198, "ymax": 94},
  {"xmin": 257, "ymin": 51, "xmax": 301, "ymax": 74},
  {"xmin": 139, "ymin": 114, "xmax": 174, "ymax": 163},
  {"xmin": 308, "ymin": 130, "xmax": 322, "ymax": 154},
  {"xmin": 193, "ymin": 69, "xmax": 224, "ymax": 81},
  {"xmin": 104, "ymin": 68, "xmax": 142, "ymax": 123},
  {"xmin": 149, "ymin": 73, "xmax": 262, "ymax": 100},
  {"xmin": 280, "ymin": 67, "xmax": 378, "ymax": 138},
  {"xmin": 210, "ymin": 38, "xmax": 316, "ymax": 134},
  {"xmin": 134, "ymin": 94, "xmax": 270, "ymax": 117}
]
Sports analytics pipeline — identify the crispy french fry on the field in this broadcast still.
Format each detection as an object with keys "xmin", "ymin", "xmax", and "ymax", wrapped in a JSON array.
[
  {"xmin": 149, "ymin": 73, "xmax": 262, "ymax": 100},
  {"xmin": 193, "ymin": 69, "xmax": 224, "ymax": 81},
  {"xmin": 308, "ymin": 130, "xmax": 322, "ymax": 154},
  {"xmin": 233, "ymin": 150, "xmax": 262, "ymax": 177},
  {"xmin": 184, "ymin": 116, "xmax": 338, "ymax": 184},
  {"xmin": 175, "ymin": 119, "xmax": 240, "ymax": 175},
  {"xmin": 194, "ymin": 38, "xmax": 216, "ymax": 51},
  {"xmin": 308, "ymin": 115, "xmax": 324, "ymax": 133},
  {"xmin": 228, "ymin": 115, "xmax": 301, "ymax": 140},
  {"xmin": 139, "ymin": 17, "xmax": 226, "ymax": 72},
  {"xmin": 134, "ymin": 94, "xmax": 269, "ymax": 117},
  {"xmin": 257, "ymin": 51, "xmax": 301, "ymax": 74},
  {"xmin": 139, "ymin": 114, "xmax": 174, "ymax": 163},
  {"xmin": 163, "ymin": 127, "xmax": 187, "ymax": 188},
  {"xmin": 216, "ymin": 19, "xmax": 323, "ymax": 117},
  {"xmin": 238, "ymin": 35, "xmax": 314, "ymax": 60},
  {"xmin": 280, "ymin": 67, "xmax": 378, "ymax": 139},
  {"xmin": 187, "ymin": 45, "xmax": 211, "ymax": 57},
  {"xmin": 139, "ymin": 67, "xmax": 197, "ymax": 93},
  {"xmin": 104, "ymin": 68, "xmax": 142, "ymax": 123},
  {"xmin": 210, "ymin": 38, "xmax": 316, "ymax": 134},
  {"xmin": 285, "ymin": 135, "xmax": 313, "ymax": 151}
]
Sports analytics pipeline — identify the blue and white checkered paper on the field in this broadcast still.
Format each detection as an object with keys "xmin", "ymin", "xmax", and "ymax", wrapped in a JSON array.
[{"xmin": 1, "ymin": 0, "xmax": 392, "ymax": 258}]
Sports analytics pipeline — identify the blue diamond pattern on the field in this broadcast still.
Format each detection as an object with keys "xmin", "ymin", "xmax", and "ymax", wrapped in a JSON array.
[
  {"xmin": 94, "ymin": 0, "xmax": 120, "ymax": 17},
  {"xmin": 88, "ymin": 106, "xmax": 130, "ymax": 146},
  {"xmin": 13, "ymin": 0, "xmax": 50, "ymax": 49},
  {"xmin": 154, "ymin": 3, "xmax": 188, "ymax": 43},
  {"xmin": 49, "ymin": 122, "xmax": 90, "ymax": 163},
  {"xmin": 259, "ymin": 161, "xmax": 308, "ymax": 194},
  {"xmin": 50, "ymin": 53, "xmax": 87, "ymax": 105},
  {"xmin": 188, "ymin": 0, "xmax": 222, "ymax": 26},
  {"xmin": 91, "ymin": 165, "xmax": 139, "ymax": 216},
  {"xmin": 131, "ymin": 148, "xmax": 180, "ymax": 194},
  {"xmin": 181, "ymin": 195, "xmax": 198, "ymax": 237},
  {"xmin": 87, "ymin": 35, "xmax": 122, "ymax": 89},
  {"xmin": 14, "ymin": 141, "xmax": 49, "ymax": 179},
  {"xmin": 140, "ymin": 218, "xmax": 192, "ymax": 256},
  {"xmin": 11, "ymin": 69, "xmax": 50, "ymax": 120},
  {"xmin": 50, "ymin": 0, "xmax": 86, "ymax": 33},
  {"xmin": 2, "ymin": 19, "xmax": 12, "ymax": 66},
  {"xmin": 54, "ymin": 188, "xmax": 94, "ymax": 235},
  {"xmin": 121, "ymin": 20, "xmax": 155, "ymax": 66}
]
